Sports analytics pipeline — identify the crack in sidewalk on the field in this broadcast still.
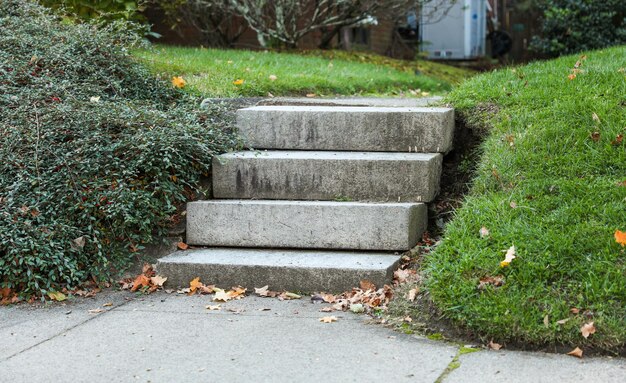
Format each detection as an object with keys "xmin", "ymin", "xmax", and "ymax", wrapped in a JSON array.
[{"xmin": 434, "ymin": 345, "xmax": 482, "ymax": 383}]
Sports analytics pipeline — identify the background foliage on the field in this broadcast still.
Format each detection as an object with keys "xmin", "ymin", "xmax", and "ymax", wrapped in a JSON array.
[
  {"xmin": 0, "ymin": 0, "xmax": 237, "ymax": 297},
  {"xmin": 530, "ymin": 0, "xmax": 626, "ymax": 56}
]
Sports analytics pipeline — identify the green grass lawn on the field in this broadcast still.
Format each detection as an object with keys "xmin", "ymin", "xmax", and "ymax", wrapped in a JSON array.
[
  {"xmin": 133, "ymin": 46, "xmax": 461, "ymax": 97},
  {"xmin": 420, "ymin": 46, "xmax": 626, "ymax": 353}
]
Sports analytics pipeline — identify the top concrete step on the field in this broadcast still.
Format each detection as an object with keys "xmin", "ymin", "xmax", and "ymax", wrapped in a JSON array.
[
  {"xmin": 237, "ymin": 105, "xmax": 454, "ymax": 153},
  {"xmin": 257, "ymin": 96, "xmax": 443, "ymax": 107}
]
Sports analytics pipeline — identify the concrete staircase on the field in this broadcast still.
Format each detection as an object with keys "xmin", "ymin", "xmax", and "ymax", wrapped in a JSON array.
[{"xmin": 157, "ymin": 98, "xmax": 454, "ymax": 292}]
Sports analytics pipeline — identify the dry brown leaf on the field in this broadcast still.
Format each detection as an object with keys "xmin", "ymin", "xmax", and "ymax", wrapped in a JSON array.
[
  {"xmin": 177, "ymin": 242, "xmax": 189, "ymax": 250},
  {"xmin": 509, "ymin": 201, "xmax": 518, "ymax": 209},
  {"xmin": 206, "ymin": 304, "xmax": 221, "ymax": 311},
  {"xmin": 570, "ymin": 307, "xmax": 580, "ymax": 314},
  {"xmin": 403, "ymin": 316, "xmax": 413, "ymax": 323},
  {"xmin": 278, "ymin": 292, "xmax": 301, "ymax": 300},
  {"xmin": 88, "ymin": 308, "xmax": 104, "ymax": 314},
  {"xmin": 198, "ymin": 284, "xmax": 215, "ymax": 294},
  {"xmin": 394, "ymin": 269, "xmax": 416, "ymax": 284},
  {"xmin": 189, "ymin": 277, "xmax": 202, "ymax": 294},
  {"xmin": 130, "ymin": 275, "xmax": 150, "ymax": 292},
  {"xmin": 320, "ymin": 307, "xmax": 334, "ymax": 312},
  {"xmin": 102, "ymin": 302, "xmax": 113, "ymax": 307},
  {"xmin": 556, "ymin": 318, "xmax": 570, "ymax": 325},
  {"xmin": 213, "ymin": 289, "xmax": 231, "ymax": 302},
  {"xmin": 227, "ymin": 286, "xmax": 247, "ymax": 299},
  {"xmin": 359, "ymin": 280, "xmax": 376, "ymax": 291},
  {"xmin": 319, "ymin": 316, "xmax": 337, "ymax": 323},
  {"xmin": 581, "ymin": 322, "xmax": 596, "ymax": 338},
  {"xmin": 567, "ymin": 347, "xmax": 583, "ymax": 358},
  {"xmin": 590, "ymin": 131, "xmax": 601, "ymax": 142},
  {"xmin": 254, "ymin": 285, "xmax": 279, "ymax": 297},
  {"xmin": 142, "ymin": 263, "xmax": 155, "ymax": 277},
  {"xmin": 407, "ymin": 288, "xmax": 419, "ymax": 302},
  {"xmin": 150, "ymin": 275, "xmax": 167, "ymax": 287},
  {"xmin": 488, "ymin": 340, "xmax": 502, "ymax": 350},
  {"xmin": 543, "ymin": 314, "xmax": 550, "ymax": 328},
  {"xmin": 320, "ymin": 293, "xmax": 336, "ymax": 303},
  {"xmin": 478, "ymin": 275, "xmax": 504, "ymax": 290}
]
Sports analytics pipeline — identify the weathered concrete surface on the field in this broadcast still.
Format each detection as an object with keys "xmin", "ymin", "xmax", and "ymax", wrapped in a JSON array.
[
  {"xmin": 447, "ymin": 348, "xmax": 626, "ymax": 383},
  {"xmin": 2, "ymin": 291, "xmax": 625, "ymax": 383},
  {"xmin": 186, "ymin": 200, "xmax": 426, "ymax": 250},
  {"xmin": 237, "ymin": 106, "xmax": 454, "ymax": 153},
  {"xmin": 157, "ymin": 248, "xmax": 401, "ymax": 291},
  {"xmin": 0, "ymin": 293, "xmax": 458, "ymax": 383},
  {"xmin": 213, "ymin": 151, "xmax": 442, "ymax": 202},
  {"xmin": 257, "ymin": 96, "xmax": 443, "ymax": 107}
]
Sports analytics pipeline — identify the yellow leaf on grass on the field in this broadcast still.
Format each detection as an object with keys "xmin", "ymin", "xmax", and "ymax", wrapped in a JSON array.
[
  {"xmin": 171, "ymin": 76, "xmax": 186, "ymax": 88},
  {"xmin": 233, "ymin": 79, "xmax": 244, "ymax": 85},
  {"xmin": 47, "ymin": 291, "xmax": 66, "ymax": 301},
  {"xmin": 500, "ymin": 245, "xmax": 516, "ymax": 267},
  {"xmin": 268, "ymin": 74, "xmax": 277, "ymax": 81},
  {"xmin": 615, "ymin": 230, "xmax": 626, "ymax": 247}
]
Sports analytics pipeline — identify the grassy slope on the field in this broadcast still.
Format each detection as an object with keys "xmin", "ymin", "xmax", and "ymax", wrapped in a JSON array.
[
  {"xmin": 426, "ymin": 46, "xmax": 626, "ymax": 352},
  {"xmin": 133, "ymin": 46, "xmax": 460, "ymax": 97}
]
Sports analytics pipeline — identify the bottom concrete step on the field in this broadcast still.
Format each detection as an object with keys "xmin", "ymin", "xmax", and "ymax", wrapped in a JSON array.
[{"xmin": 157, "ymin": 248, "xmax": 400, "ymax": 293}]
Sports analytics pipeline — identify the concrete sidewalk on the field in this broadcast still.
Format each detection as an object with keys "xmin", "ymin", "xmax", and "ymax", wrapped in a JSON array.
[{"xmin": 2, "ymin": 290, "xmax": 624, "ymax": 383}]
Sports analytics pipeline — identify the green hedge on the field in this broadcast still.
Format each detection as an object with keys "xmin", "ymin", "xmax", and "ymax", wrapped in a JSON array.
[{"xmin": 0, "ymin": 1, "xmax": 237, "ymax": 297}]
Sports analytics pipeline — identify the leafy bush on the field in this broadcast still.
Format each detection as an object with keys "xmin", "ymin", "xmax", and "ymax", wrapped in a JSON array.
[
  {"xmin": 39, "ymin": 0, "xmax": 146, "ymax": 22},
  {"xmin": 0, "ymin": 1, "xmax": 237, "ymax": 297},
  {"xmin": 530, "ymin": 0, "xmax": 626, "ymax": 56}
]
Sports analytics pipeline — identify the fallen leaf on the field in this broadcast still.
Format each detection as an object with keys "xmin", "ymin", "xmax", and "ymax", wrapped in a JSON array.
[
  {"xmin": 580, "ymin": 322, "xmax": 596, "ymax": 338},
  {"xmin": 556, "ymin": 318, "xmax": 570, "ymax": 325},
  {"xmin": 268, "ymin": 74, "xmax": 277, "ymax": 81},
  {"xmin": 543, "ymin": 314, "xmax": 550, "ymax": 328},
  {"xmin": 500, "ymin": 246, "xmax": 516, "ymax": 267},
  {"xmin": 198, "ymin": 284, "xmax": 215, "ymax": 294},
  {"xmin": 254, "ymin": 285, "xmax": 279, "ymax": 297},
  {"xmin": 227, "ymin": 286, "xmax": 246, "ymax": 299},
  {"xmin": 89, "ymin": 96, "xmax": 100, "ymax": 103},
  {"xmin": 319, "ymin": 316, "xmax": 337, "ymax": 323},
  {"xmin": 320, "ymin": 306, "xmax": 334, "ymax": 312},
  {"xmin": 233, "ymin": 79, "xmax": 244, "ymax": 85},
  {"xmin": 305, "ymin": 93, "xmax": 316, "ymax": 98},
  {"xmin": 394, "ymin": 269, "xmax": 416, "ymax": 283},
  {"xmin": 403, "ymin": 316, "xmax": 413, "ymax": 323},
  {"xmin": 570, "ymin": 307, "xmax": 580, "ymax": 314},
  {"xmin": 612, "ymin": 134, "xmax": 624, "ymax": 145},
  {"xmin": 171, "ymin": 76, "xmax": 186, "ymax": 88},
  {"xmin": 592, "ymin": 112, "xmax": 600, "ymax": 123},
  {"xmin": 359, "ymin": 280, "xmax": 376, "ymax": 291},
  {"xmin": 615, "ymin": 230, "xmax": 626, "ymax": 247},
  {"xmin": 509, "ymin": 201, "xmax": 518, "ymax": 209},
  {"xmin": 150, "ymin": 275, "xmax": 167, "ymax": 287},
  {"xmin": 213, "ymin": 288, "xmax": 231, "ymax": 302},
  {"xmin": 479, "ymin": 226, "xmax": 490, "ymax": 238},
  {"xmin": 130, "ymin": 274, "xmax": 150, "ymax": 292},
  {"xmin": 279, "ymin": 291, "xmax": 301, "ymax": 300},
  {"xmin": 47, "ymin": 291, "xmax": 66, "ymax": 301},
  {"xmin": 206, "ymin": 304, "xmax": 221, "ymax": 311},
  {"xmin": 478, "ymin": 275, "xmax": 505, "ymax": 290},
  {"xmin": 88, "ymin": 308, "xmax": 104, "ymax": 314},
  {"xmin": 177, "ymin": 242, "xmax": 189, "ymax": 250},
  {"xmin": 568, "ymin": 73, "xmax": 576, "ymax": 80},
  {"xmin": 189, "ymin": 277, "xmax": 202, "ymax": 294},
  {"xmin": 590, "ymin": 131, "xmax": 600, "ymax": 142},
  {"xmin": 103, "ymin": 302, "xmax": 113, "ymax": 307},
  {"xmin": 0, "ymin": 287, "xmax": 11, "ymax": 299},
  {"xmin": 407, "ymin": 288, "xmax": 419, "ymax": 301},
  {"xmin": 142, "ymin": 263, "xmax": 155, "ymax": 277},
  {"xmin": 71, "ymin": 236, "xmax": 86, "ymax": 250},
  {"xmin": 567, "ymin": 347, "xmax": 583, "ymax": 358},
  {"xmin": 488, "ymin": 340, "xmax": 502, "ymax": 350}
]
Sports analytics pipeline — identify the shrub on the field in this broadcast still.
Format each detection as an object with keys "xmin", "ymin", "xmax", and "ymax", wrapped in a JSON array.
[
  {"xmin": 0, "ymin": 1, "xmax": 237, "ymax": 298},
  {"xmin": 530, "ymin": 0, "xmax": 626, "ymax": 56}
]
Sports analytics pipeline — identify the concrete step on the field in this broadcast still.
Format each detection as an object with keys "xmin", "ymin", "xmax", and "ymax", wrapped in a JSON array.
[
  {"xmin": 236, "ymin": 105, "xmax": 454, "ymax": 153},
  {"xmin": 157, "ymin": 248, "xmax": 400, "ymax": 292},
  {"xmin": 256, "ymin": 96, "xmax": 444, "ymax": 107},
  {"xmin": 213, "ymin": 151, "xmax": 442, "ymax": 203},
  {"xmin": 187, "ymin": 200, "xmax": 426, "ymax": 251}
]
